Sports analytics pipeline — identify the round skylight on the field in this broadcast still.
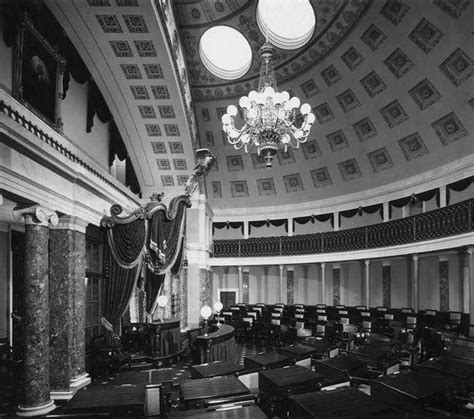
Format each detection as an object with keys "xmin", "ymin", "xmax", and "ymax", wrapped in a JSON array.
[
  {"xmin": 257, "ymin": 0, "xmax": 316, "ymax": 50},
  {"xmin": 199, "ymin": 26, "xmax": 252, "ymax": 80}
]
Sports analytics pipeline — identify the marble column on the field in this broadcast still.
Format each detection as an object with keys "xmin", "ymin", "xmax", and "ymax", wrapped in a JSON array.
[
  {"xmin": 464, "ymin": 248, "xmax": 472, "ymax": 315},
  {"xmin": 279, "ymin": 265, "xmax": 284, "ymax": 304},
  {"xmin": 382, "ymin": 261, "xmax": 391, "ymax": 308},
  {"xmin": 49, "ymin": 216, "xmax": 90, "ymax": 401},
  {"xmin": 13, "ymin": 205, "xmax": 58, "ymax": 417},
  {"xmin": 179, "ymin": 264, "xmax": 188, "ymax": 329},
  {"xmin": 263, "ymin": 266, "xmax": 269, "ymax": 304},
  {"xmin": 364, "ymin": 260, "xmax": 370, "ymax": 308},
  {"xmin": 412, "ymin": 255, "xmax": 419, "ymax": 312},
  {"xmin": 465, "ymin": 247, "xmax": 474, "ymax": 336},
  {"xmin": 333, "ymin": 264, "xmax": 341, "ymax": 306},
  {"xmin": 242, "ymin": 268, "xmax": 249, "ymax": 304},
  {"xmin": 320, "ymin": 263, "xmax": 326, "ymax": 304},
  {"xmin": 439, "ymin": 257, "xmax": 449, "ymax": 312},
  {"xmin": 287, "ymin": 266, "xmax": 295, "ymax": 305},
  {"xmin": 238, "ymin": 266, "xmax": 243, "ymax": 303},
  {"xmin": 302, "ymin": 265, "xmax": 309, "ymax": 305},
  {"xmin": 199, "ymin": 268, "xmax": 212, "ymax": 308}
]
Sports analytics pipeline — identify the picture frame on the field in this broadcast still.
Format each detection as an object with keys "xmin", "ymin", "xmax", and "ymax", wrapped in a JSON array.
[{"xmin": 13, "ymin": 13, "xmax": 66, "ymax": 131}]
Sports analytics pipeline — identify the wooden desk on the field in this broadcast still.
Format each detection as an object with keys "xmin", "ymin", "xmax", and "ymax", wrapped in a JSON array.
[
  {"xmin": 371, "ymin": 369, "xmax": 460, "ymax": 413},
  {"xmin": 114, "ymin": 367, "xmax": 189, "ymax": 386},
  {"xmin": 243, "ymin": 351, "xmax": 289, "ymax": 370},
  {"xmin": 148, "ymin": 319, "xmax": 181, "ymax": 358},
  {"xmin": 259, "ymin": 365, "xmax": 323, "ymax": 417},
  {"xmin": 169, "ymin": 404, "xmax": 267, "ymax": 418},
  {"xmin": 180, "ymin": 376, "xmax": 250, "ymax": 410},
  {"xmin": 289, "ymin": 387, "xmax": 396, "ymax": 418},
  {"xmin": 190, "ymin": 361, "xmax": 243, "ymax": 379},
  {"xmin": 63, "ymin": 385, "xmax": 145, "ymax": 415},
  {"xmin": 278, "ymin": 344, "xmax": 317, "ymax": 361},
  {"xmin": 196, "ymin": 325, "xmax": 237, "ymax": 364}
]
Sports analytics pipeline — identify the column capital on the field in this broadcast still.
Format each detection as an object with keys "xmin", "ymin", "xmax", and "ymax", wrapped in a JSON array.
[
  {"xmin": 382, "ymin": 260, "xmax": 391, "ymax": 267},
  {"xmin": 412, "ymin": 254, "xmax": 419, "ymax": 262},
  {"xmin": 13, "ymin": 205, "xmax": 58, "ymax": 227},
  {"xmin": 279, "ymin": 264, "xmax": 284, "ymax": 272},
  {"xmin": 286, "ymin": 265, "xmax": 294, "ymax": 272},
  {"xmin": 238, "ymin": 266, "xmax": 243, "ymax": 273},
  {"xmin": 466, "ymin": 247, "xmax": 474, "ymax": 255},
  {"xmin": 438, "ymin": 256, "xmax": 449, "ymax": 262},
  {"xmin": 320, "ymin": 262, "xmax": 326, "ymax": 268},
  {"xmin": 364, "ymin": 259, "xmax": 371, "ymax": 266},
  {"xmin": 51, "ymin": 216, "xmax": 88, "ymax": 233},
  {"xmin": 332, "ymin": 263, "xmax": 340, "ymax": 270}
]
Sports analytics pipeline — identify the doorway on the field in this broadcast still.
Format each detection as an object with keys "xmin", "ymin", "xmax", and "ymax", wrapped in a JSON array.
[{"xmin": 218, "ymin": 289, "xmax": 238, "ymax": 309}]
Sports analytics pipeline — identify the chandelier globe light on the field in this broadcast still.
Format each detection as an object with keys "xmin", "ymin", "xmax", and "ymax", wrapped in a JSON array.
[{"xmin": 221, "ymin": 41, "xmax": 315, "ymax": 167}]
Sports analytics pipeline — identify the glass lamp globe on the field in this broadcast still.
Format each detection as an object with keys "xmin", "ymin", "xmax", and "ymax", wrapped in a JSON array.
[
  {"xmin": 214, "ymin": 301, "xmax": 223, "ymax": 312},
  {"xmin": 157, "ymin": 295, "xmax": 168, "ymax": 308},
  {"xmin": 200, "ymin": 305, "xmax": 213, "ymax": 320}
]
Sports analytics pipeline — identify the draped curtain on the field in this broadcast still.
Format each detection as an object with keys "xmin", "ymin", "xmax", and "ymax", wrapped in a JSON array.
[
  {"xmin": 447, "ymin": 176, "xmax": 474, "ymax": 205},
  {"xmin": 103, "ymin": 218, "xmax": 146, "ymax": 328},
  {"xmin": 145, "ymin": 196, "xmax": 189, "ymax": 316},
  {"xmin": 103, "ymin": 196, "xmax": 189, "ymax": 328},
  {"xmin": 293, "ymin": 213, "xmax": 334, "ymax": 230}
]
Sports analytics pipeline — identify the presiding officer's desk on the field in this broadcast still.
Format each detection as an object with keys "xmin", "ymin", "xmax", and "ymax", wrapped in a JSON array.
[
  {"xmin": 195, "ymin": 325, "xmax": 237, "ymax": 364},
  {"xmin": 148, "ymin": 318, "xmax": 181, "ymax": 358},
  {"xmin": 127, "ymin": 319, "xmax": 181, "ymax": 359}
]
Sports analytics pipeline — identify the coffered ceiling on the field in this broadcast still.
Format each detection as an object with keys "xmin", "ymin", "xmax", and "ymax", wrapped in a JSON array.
[{"xmin": 48, "ymin": 0, "xmax": 474, "ymax": 215}]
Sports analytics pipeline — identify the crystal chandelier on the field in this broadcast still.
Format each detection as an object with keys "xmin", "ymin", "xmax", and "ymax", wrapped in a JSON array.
[{"xmin": 221, "ymin": 42, "xmax": 315, "ymax": 167}]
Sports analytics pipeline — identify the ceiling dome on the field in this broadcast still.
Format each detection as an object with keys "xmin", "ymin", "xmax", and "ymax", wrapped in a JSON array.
[
  {"xmin": 256, "ymin": 0, "xmax": 316, "ymax": 50},
  {"xmin": 199, "ymin": 26, "xmax": 252, "ymax": 80}
]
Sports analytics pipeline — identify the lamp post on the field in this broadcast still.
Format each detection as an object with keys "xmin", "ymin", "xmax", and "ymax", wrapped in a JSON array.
[
  {"xmin": 157, "ymin": 295, "xmax": 168, "ymax": 322},
  {"xmin": 214, "ymin": 301, "xmax": 223, "ymax": 326},
  {"xmin": 200, "ymin": 305, "xmax": 212, "ymax": 336}
]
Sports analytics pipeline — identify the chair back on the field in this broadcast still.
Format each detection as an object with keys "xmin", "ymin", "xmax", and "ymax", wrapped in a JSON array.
[
  {"xmin": 145, "ymin": 384, "xmax": 161, "ymax": 416},
  {"xmin": 236, "ymin": 369, "xmax": 260, "ymax": 394}
]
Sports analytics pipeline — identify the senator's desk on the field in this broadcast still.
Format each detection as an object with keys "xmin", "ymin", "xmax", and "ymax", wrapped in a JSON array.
[
  {"xmin": 418, "ymin": 355, "xmax": 474, "ymax": 393},
  {"xmin": 370, "ymin": 368, "xmax": 460, "ymax": 413},
  {"xmin": 288, "ymin": 387, "xmax": 398, "ymax": 418},
  {"xmin": 259, "ymin": 365, "xmax": 324, "ymax": 417},
  {"xmin": 147, "ymin": 318, "xmax": 181, "ymax": 358},
  {"xmin": 313, "ymin": 354, "xmax": 367, "ymax": 386},
  {"xmin": 195, "ymin": 325, "xmax": 237, "ymax": 364},
  {"xmin": 169, "ymin": 404, "xmax": 267, "ymax": 418},
  {"xmin": 278, "ymin": 343, "xmax": 318, "ymax": 362},
  {"xmin": 63, "ymin": 385, "xmax": 145, "ymax": 415},
  {"xmin": 243, "ymin": 351, "xmax": 289, "ymax": 370},
  {"xmin": 179, "ymin": 375, "xmax": 250, "ymax": 410},
  {"xmin": 190, "ymin": 360, "xmax": 243, "ymax": 379}
]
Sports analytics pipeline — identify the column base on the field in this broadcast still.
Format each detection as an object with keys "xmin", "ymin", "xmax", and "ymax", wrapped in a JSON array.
[
  {"xmin": 50, "ymin": 373, "xmax": 91, "ymax": 401},
  {"xmin": 17, "ymin": 399, "xmax": 56, "ymax": 417},
  {"xmin": 50, "ymin": 390, "xmax": 74, "ymax": 401},
  {"xmin": 70, "ymin": 372, "xmax": 91, "ymax": 391}
]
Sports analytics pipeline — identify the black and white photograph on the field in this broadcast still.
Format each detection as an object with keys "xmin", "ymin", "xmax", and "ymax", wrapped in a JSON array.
[{"xmin": 0, "ymin": 0, "xmax": 473, "ymax": 417}]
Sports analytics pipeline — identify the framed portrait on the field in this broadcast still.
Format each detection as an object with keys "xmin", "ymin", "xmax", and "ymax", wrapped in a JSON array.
[{"xmin": 13, "ymin": 14, "xmax": 66, "ymax": 130}]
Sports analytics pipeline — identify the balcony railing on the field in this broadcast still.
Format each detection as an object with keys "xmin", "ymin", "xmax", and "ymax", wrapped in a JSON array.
[{"xmin": 212, "ymin": 199, "xmax": 473, "ymax": 258}]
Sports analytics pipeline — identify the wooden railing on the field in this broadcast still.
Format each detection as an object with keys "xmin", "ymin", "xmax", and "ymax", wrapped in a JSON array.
[{"xmin": 212, "ymin": 199, "xmax": 473, "ymax": 258}]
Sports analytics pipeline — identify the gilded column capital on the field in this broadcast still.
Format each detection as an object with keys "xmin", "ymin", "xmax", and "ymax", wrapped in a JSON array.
[{"xmin": 13, "ymin": 205, "xmax": 58, "ymax": 227}]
